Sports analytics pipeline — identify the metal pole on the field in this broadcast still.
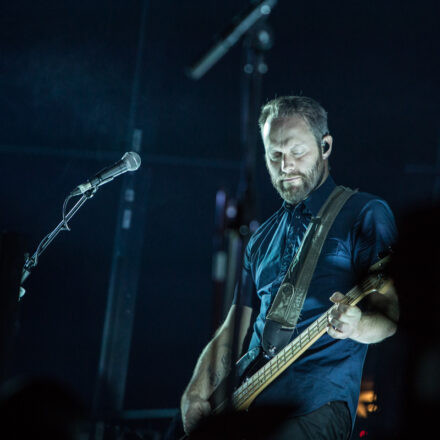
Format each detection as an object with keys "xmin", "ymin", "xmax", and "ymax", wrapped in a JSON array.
[{"xmin": 91, "ymin": 1, "xmax": 150, "ymax": 438}]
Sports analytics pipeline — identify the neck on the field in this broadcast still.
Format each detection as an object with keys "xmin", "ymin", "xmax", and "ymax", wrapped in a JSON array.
[{"xmin": 315, "ymin": 163, "xmax": 329, "ymax": 191}]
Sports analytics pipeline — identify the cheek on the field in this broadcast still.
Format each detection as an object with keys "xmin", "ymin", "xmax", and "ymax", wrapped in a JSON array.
[
  {"xmin": 300, "ymin": 153, "xmax": 320, "ymax": 170},
  {"xmin": 265, "ymin": 158, "xmax": 279, "ymax": 174}
]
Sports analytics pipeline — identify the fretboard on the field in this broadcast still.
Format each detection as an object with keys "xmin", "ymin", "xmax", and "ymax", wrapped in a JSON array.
[{"xmin": 231, "ymin": 279, "xmax": 377, "ymax": 411}]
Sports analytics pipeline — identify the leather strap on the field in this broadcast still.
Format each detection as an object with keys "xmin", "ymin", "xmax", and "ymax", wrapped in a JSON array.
[{"xmin": 262, "ymin": 185, "xmax": 357, "ymax": 356}]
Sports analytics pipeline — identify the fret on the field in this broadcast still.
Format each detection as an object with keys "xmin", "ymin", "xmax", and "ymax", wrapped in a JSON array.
[
  {"xmin": 289, "ymin": 341, "xmax": 299, "ymax": 356},
  {"xmin": 262, "ymin": 362, "xmax": 271, "ymax": 378},
  {"xmin": 306, "ymin": 326, "xmax": 311, "ymax": 343},
  {"xmin": 318, "ymin": 316, "xmax": 328, "ymax": 332},
  {"xmin": 238, "ymin": 379, "xmax": 257, "ymax": 403},
  {"xmin": 318, "ymin": 314, "xmax": 328, "ymax": 329}
]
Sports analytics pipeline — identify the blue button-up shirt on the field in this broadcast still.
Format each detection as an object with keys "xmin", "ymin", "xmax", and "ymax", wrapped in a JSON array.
[{"xmin": 234, "ymin": 175, "xmax": 397, "ymax": 425}]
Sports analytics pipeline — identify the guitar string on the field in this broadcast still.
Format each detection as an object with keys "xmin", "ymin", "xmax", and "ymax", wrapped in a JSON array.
[
  {"xmin": 233, "ymin": 303, "xmax": 350, "ymax": 406},
  {"xmin": 233, "ymin": 305, "xmax": 339, "ymax": 406},
  {"xmin": 232, "ymin": 279, "xmax": 379, "ymax": 408},
  {"xmin": 232, "ymin": 281, "xmax": 376, "ymax": 407},
  {"xmin": 232, "ymin": 284, "xmax": 368, "ymax": 406},
  {"xmin": 233, "ymin": 292, "xmax": 362, "ymax": 405}
]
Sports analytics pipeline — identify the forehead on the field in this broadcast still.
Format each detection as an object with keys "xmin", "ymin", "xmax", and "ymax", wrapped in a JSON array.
[{"xmin": 263, "ymin": 116, "xmax": 315, "ymax": 148}]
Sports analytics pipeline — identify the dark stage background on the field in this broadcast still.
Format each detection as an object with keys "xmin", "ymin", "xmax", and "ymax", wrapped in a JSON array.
[{"xmin": 1, "ymin": 0, "xmax": 439, "ymax": 438}]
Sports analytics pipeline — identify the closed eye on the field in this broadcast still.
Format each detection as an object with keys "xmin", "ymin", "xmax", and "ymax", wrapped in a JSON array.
[
  {"xmin": 292, "ymin": 149, "xmax": 306, "ymax": 157},
  {"xmin": 268, "ymin": 152, "xmax": 282, "ymax": 161}
]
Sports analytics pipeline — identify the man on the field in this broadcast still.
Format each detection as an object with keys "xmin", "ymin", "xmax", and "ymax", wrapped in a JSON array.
[{"xmin": 180, "ymin": 96, "xmax": 398, "ymax": 439}]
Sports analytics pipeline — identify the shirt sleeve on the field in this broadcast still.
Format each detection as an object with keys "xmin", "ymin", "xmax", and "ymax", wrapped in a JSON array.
[
  {"xmin": 232, "ymin": 240, "xmax": 259, "ymax": 309},
  {"xmin": 351, "ymin": 198, "xmax": 397, "ymax": 277}
]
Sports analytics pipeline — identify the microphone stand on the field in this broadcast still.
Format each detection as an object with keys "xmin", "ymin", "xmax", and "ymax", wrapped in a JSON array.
[
  {"xmin": 187, "ymin": 0, "xmax": 277, "ymax": 80},
  {"xmin": 20, "ymin": 187, "xmax": 98, "ymax": 298},
  {"xmin": 186, "ymin": 0, "xmax": 276, "ymax": 415}
]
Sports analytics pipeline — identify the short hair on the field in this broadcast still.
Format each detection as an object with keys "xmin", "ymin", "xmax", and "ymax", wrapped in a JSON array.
[{"xmin": 258, "ymin": 96, "xmax": 329, "ymax": 146}]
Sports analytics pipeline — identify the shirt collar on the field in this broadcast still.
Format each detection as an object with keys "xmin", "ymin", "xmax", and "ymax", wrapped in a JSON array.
[{"xmin": 282, "ymin": 175, "xmax": 337, "ymax": 217}]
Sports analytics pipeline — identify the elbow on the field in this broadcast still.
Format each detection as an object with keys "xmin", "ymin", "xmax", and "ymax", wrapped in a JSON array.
[
  {"xmin": 388, "ymin": 319, "xmax": 398, "ymax": 338},
  {"xmin": 379, "ymin": 317, "xmax": 398, "ymax": 341}
]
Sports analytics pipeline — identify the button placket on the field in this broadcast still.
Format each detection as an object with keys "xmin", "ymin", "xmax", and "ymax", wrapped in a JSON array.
[{"xmin": 280, "ymin": 210, "xmax": 295, "ymax": 273}]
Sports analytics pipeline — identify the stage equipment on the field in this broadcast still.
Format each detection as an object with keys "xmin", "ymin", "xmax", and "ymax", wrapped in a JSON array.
[
  {"xmin": 70, "ymin": 151, "xmax": 141, "ymax": 196},
  {"xmin": 90, "ymin": 138, "xmax": 149, "ymax": 438},
  {"xmin": 186, "ymin": 0, "xmax": 277, "ymax": 80},
  {"xmin": 19, "ymin": 151, "xmax": 141, "ymax": 300}
]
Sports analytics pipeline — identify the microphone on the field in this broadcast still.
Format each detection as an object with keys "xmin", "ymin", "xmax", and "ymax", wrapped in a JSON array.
[{"xmin": 70, "ymin": 151, "xmax": 141, "ymax": 196}]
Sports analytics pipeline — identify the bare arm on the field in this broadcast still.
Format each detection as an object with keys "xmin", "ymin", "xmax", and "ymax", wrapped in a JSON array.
[
  {"xmin": 180, "ymin": 305, "xmax": 253, "ymax": 433},
  {"xmin": 328, "ymin": 284, "xmax": 399, "ymax": 344}
]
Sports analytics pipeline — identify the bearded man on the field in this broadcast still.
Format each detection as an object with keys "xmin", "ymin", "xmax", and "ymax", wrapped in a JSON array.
[{"xmin": 180, "ymin": 96, "xmax": 399, "ymax": 440}]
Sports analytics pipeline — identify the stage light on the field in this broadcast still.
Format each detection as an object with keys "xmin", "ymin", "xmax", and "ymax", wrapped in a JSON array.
[{"xmin": 357, "ymin": 380, "xmax": 378, "ymax": 418}]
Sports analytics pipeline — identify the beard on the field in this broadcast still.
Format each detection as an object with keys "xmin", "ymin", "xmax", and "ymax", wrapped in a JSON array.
[{"xmin": 268, "ymin": 156, "xmax": 325, "ymax": 205}]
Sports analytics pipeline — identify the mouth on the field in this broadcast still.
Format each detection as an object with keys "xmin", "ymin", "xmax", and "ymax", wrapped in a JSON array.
[{"xmin": 282, "ymin": 176, "xmax": 302, "ymax": 183}]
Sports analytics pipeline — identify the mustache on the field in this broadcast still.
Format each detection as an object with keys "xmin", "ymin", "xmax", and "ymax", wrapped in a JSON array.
[{"xmin": 278, "ymin": 173, "xmax": 305, "ymax": 182}]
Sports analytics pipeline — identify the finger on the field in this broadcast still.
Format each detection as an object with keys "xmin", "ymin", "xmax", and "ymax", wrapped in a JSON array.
[
  {"xmin": 327, "ymin": 325, "xmax": 343, "ymax": 339},
  {"xmin": 330, "ymin": 292, "xmax": 345, "ymax": 303},
  {"xmin": 345, "ymin": 306, "xmax": 362, "ymax": 318},
  {"xmin": 330, "ymin": 305, "xmax": 349, "ymax": 320},
  {"xmin": 338, "ymin": 306, "xmax": 362, "ymax": 323},
  {"xmin": 329, "ymin": 308, "xmax": 339, "ymax": 319},
  {"xmin": 337, "ymin": 304, "xmax": 349, "ymax": 314},
  {"xmin": 329, "ymin": 318, "xmax": 345, "ymax": 332},
  {"xmin": 328, "ymin": 320, "xmax": 351, "ymax": 338}
]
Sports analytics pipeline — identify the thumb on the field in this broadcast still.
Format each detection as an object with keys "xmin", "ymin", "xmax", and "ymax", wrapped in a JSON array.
[{"xmin": 330, "ymin": 292, "xmax": 345, "ymax": 303}]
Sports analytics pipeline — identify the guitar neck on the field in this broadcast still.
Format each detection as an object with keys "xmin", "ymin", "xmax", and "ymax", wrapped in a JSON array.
[{"xmin": 231, "ymin": 283, "xmax": 373, "ymax": 411}]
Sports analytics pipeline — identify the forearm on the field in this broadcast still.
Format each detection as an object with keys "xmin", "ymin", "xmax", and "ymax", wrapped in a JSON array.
[
  {"xmin": 351, "ymin": 311, "xmax": 397, "ymax": 344},
  {"xmin": 182, "ymin": 336, "xmax": 232, "ymax": 401},
  {"xmin": 181, "ymin": 305, "xmax": 252, "ymax": 405},
  {"xmin": 180, "ymin": 305, "xmax": 253, "ymax": 434}
]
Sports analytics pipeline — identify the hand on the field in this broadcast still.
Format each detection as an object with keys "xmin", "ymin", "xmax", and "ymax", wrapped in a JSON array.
[
  {"xmin": 181, "ymin": 393, "xmax": 211, "ymax": 435},
  {"xmin": 327, "ymin": 292, "xmax": 362, "ymax": 340}
]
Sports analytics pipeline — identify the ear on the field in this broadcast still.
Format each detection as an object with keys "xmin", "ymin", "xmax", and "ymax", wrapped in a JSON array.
[{"xmin": 321, "ymin": 134, "xmax": 333, "ymax": 160}]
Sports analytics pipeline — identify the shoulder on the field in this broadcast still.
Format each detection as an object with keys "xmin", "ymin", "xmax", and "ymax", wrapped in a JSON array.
[
  {"xmin": 343, "ymin": 190, "xmax": 397, "ymax": 266},
  {"xmin": 341, "ymin": 189, "xmax": 395, "ymax": 227}
]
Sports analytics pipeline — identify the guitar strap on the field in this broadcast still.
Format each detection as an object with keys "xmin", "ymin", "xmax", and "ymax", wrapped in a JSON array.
[{"xmin": 262, "ymin": 185, "xmax": 357, "ymax": 357}]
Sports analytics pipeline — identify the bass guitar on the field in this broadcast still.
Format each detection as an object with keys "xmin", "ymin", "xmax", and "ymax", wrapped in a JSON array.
[{"xmin": 183, "ymin": 256, "xmax": 392, "ymax": 437}]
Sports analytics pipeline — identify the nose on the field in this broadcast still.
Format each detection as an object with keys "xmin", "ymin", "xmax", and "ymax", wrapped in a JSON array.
[{"xmin": 281, "ymin": 153, "xmax": 296, "ymax": 174}]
